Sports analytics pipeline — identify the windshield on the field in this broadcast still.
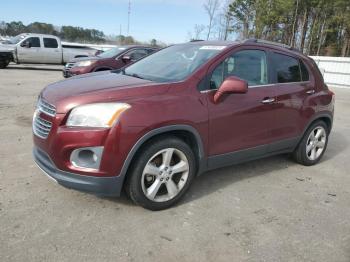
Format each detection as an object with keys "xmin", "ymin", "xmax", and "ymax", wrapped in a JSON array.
[
  {"xmin": 3, "ymin": 35, "xmax": 26, "ymax": 45},
  {"xmin": 98, "ymin": 47, "xmax": 127, "ymax": 58},
  {"xmin": 124, "ymin": 44, "xmax": 227, "ymax": 82}
]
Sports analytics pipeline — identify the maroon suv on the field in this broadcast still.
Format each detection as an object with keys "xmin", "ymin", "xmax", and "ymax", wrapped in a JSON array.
[
  {"xmin": 63, "ymin": 45, "xmax": 158, "ymax": 78},
  {"xmin": 33, "ymin": 40, "xmax": 334, "ymax": 210}
]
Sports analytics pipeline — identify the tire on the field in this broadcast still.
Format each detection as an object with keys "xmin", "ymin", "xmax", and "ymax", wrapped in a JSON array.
[
  {"xmin": 293, "ymin": 120, "xmax": 329, "ymax": 166},
  {"xmin": 125, "ymin": 136, "xmax": 196, "ymax": 211},
  {"xmin": 0, "ymin": 60, "xmax": 9, "ymax": 69}
]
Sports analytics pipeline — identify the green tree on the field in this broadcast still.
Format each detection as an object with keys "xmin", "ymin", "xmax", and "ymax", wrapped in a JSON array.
[
  {"xmin": 6, "ymin": 21, "xmax": 26, "ymax": 35},
  {"xmin": 150, "ymin": 39, "xmax": 157, "ymax": 46},
  {"xmin": 225, "ymin": 0, "xmax": 350, "ymax": 56}
]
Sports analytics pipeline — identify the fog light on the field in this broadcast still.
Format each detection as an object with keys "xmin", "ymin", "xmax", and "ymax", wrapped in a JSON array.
[{"xmin": 70, "ymin": 146, "xmax": 104, "ymax": 170}]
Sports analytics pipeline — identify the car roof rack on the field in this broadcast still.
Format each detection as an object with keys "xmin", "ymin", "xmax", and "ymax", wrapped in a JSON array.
[{"xmin": 243, "ymin": 38, "xmax": 300, "ymax": 52}]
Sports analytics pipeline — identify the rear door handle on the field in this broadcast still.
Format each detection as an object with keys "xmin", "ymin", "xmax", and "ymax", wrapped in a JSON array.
[
  {"xmin": 306, "ymin": 89, "xmax": 315, "ymax": 95},
  {"xmin": 261, "ymin": 97, "xmax": 275, "ymax": 104}
]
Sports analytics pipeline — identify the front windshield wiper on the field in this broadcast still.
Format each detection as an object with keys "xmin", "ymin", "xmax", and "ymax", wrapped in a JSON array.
[
  {"xmin": 113, "ymin": 68, "xmax": 147, "ymax": 80},
  {"xmin": 124, "ymin": 72, "xmax": 145, "ymax": 80}
]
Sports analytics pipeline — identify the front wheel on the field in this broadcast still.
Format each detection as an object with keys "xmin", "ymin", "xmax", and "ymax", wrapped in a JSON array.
[
  {"xmin": 293, "ymin": 121, "xmax": 329, "ymax": 166},
  {"xmin": 125, "ymin": 136, "xmax": 196, "ymax": 210},
  {"xmin": 0, "ymin": 60, "xmax": 9, "ymax": 69}
]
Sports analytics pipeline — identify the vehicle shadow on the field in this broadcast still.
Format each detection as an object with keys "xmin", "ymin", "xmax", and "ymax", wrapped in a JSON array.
[
  {"xmin": 103, "ymin": 130, "xmax": 347, "ymax": 208},
  {"xmin": 182, "ymin": 154, "xmax": 293, "ymax": 205},
  {"xmin": 5, "ymin": 65, "xmax": 62, "ymax": 71},
  {"xmin": 181, "ymin": 130, "xmax": 347, "ymax": 205},
  {"xmin": 321, "ymin": 130, "xmax": 348, "ymax": 161}
]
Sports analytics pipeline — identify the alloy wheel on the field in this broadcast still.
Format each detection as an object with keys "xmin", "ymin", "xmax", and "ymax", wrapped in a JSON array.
[
  {"xmin": 141, "ymin": 148, "xmax": 189, "ymax": 202},
  {"xmin": 306, "ymin": 126, "xmax": 327, "ymax": 161}
]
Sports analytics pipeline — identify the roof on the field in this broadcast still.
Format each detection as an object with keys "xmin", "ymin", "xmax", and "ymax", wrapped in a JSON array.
[
  {"xmin": 185, "ymin": 39, "xmax": 306, "ymax": 58},
  {"xmin": 186, "ymin": 40, "xmax": 238, "ymax": 47},
  {"xmin": 118, "ymin": 44, "xmax": 159, "ymax": 49}
]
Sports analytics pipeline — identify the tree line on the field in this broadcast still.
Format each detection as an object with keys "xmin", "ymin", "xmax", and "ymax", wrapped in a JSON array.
[
  {"xmin": 0, "ymin": 21, "xmax": 162, "ymax": 47},
  {"xmin": 193, "ymin": 0, "xmax": 350, "ymax": 57},
  {"xmin": 0, "ymin": 21, "xmax": 105, "ymax": 43}
]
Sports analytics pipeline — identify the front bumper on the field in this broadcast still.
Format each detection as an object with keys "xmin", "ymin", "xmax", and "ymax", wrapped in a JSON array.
[
  {"xmin": 63, "ymin": 66, "xmax": 92, "ymax": 78},
  {"xmin": 62, "ymin": 69, "xmax": 72, "ymax": 78},
  {"xmin": 33, "ymin": 147, "xmax": 124, "ymax": 196}
]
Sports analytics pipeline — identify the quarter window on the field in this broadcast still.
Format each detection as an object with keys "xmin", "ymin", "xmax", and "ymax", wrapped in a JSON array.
[
  {"xmin": 210, "ymin": 50, "xmax": 268, "ymax": 89},
  {"xmin": 44, "ymin": 38, "xmax": 58, "ymax": 48},
  {"xmin": 272, "ymin": 53, "xmax": 301, "ymax": 83}
]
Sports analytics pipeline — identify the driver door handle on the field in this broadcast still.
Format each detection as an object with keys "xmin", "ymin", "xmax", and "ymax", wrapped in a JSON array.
[{"xmin": 261, "ymin": 97, "xmax": 275, "ymax": 104}]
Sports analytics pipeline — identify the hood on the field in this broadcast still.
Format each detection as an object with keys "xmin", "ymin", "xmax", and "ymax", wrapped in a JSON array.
[
  {"xmin": 70, "ymin": 56, "xmax": 100, "ymax": 63},
  {"xmin": 41, "ymin": 71, "xmax": 168, "ymax": 113},
  {"xmin": 0, "ymin": 44, "xmax": 15, "ymax": 52}
]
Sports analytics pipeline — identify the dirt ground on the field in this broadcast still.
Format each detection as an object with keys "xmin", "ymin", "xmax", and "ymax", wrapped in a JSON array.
[{"xmin": 0, "ymin": 64, "xmax": 349, "ymax": 262}]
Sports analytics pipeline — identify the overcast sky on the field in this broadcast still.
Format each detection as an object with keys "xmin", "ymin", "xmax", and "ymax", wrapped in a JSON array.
[{"xmin": 1, "ymin": 0, "xmax": 212, "ymax": 43}]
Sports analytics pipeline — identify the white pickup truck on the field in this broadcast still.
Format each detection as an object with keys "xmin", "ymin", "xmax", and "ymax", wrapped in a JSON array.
[{"xmin": 0, "ymin": 33, "xmax": 98, "ymax": 68}]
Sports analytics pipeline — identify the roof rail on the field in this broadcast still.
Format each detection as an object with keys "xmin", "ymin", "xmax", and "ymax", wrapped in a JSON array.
[{"xmin": 243, "ymin": 38, "xmax": 300, "ymax": 52}]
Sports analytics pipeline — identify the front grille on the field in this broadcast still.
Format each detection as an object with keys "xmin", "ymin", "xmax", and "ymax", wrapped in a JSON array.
[
  {"xmin": 33, "ymin": 115, "xmax": 52, "ymax": 139},
  {"xmin": 38, "ymin": 98, "xmax": 56, "ymax": 117}
]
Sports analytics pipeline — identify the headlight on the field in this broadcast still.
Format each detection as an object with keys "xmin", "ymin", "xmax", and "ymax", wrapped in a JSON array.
[
  {"xmin": 74, "ymin": 60, "xmax": 94, "ymax": 67},
  {"xmin": 66, "ymin": 103, "xmax": 131, "ymax": 127}
]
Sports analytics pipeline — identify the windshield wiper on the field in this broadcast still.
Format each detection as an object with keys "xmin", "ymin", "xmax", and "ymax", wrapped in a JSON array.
[
  {"xmin": 125, "ymin": 72, "xmax": 145, "ymax": 80},
  {"xmin": 114, "ymin": 69, "xmax": 146, "ymax": 80}
]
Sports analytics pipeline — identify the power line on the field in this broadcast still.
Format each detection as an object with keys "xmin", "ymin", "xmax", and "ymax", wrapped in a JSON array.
[{"xmin": 127, "ymin": 0, "xmax": 131, "ymax": 36}]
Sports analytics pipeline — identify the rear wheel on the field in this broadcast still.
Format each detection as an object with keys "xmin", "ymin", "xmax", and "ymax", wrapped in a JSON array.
[
  {"xmin": 293, "ymin": 121, "xmax": 329, "ymax": 166},
  {"xmin": 126, "ymin": 136, "xmax": 196, "ymax": 210}
]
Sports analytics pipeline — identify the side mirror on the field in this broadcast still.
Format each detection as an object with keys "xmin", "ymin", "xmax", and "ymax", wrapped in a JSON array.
[
  {"xmin": 122, "ymin": 55, "xmax": 131, "ymax": 63},
  {"xmin": 213, "ymin": 76, "xmax": 248, "ymax": 103}
]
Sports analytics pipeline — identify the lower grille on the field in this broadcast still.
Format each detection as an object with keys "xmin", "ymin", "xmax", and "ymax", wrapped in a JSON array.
[{"xmin": 33, "ymin": 115, "xmax": 52, "ymax": 139}]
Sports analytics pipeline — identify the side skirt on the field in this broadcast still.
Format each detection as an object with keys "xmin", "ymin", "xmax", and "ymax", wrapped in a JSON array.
[{"xmin": 207, "ymin": 136, "xmax": 300, "ymax": 171}]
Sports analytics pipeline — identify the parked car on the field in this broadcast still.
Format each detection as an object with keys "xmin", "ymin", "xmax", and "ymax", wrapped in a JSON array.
[
  {"xmin": 62, "ymin": 45, "xmax": 159, "ymax": 78},
  {"xmin": 0, "ymin": 33, "xmax": 97, "ymax": 68},
  {"xmin": 33, "ymin": 39, "xmax": 334, "ymax": 210}
]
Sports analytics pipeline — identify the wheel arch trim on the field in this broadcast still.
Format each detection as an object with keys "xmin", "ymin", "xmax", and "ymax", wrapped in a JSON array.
[
  {"xmin": 303, "ymin": 112, "xmax": 333, "ymax": 134},
  {"xmin": 94, "ymin": 66, "xmax": 113, "ymax": 72},
  {"xmin": 118, "ymin": 125, "xmax": 207, "ymax": 187},
  {"xmin": 298, "ymin": 112, "xmax": 333, "ymax": 146}
]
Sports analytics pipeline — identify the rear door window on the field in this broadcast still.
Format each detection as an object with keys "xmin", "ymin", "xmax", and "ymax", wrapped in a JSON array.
[
  {"xmin": 44, "ymin": 38, "xmax": 58, "ymax": 48},
  {"xmin": 271, "ymin": 53, "xmax": 301, "ymax": 83}
]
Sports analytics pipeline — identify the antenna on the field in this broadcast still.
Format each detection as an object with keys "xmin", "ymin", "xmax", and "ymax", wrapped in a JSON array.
[{"xmin": 127, "ymin": 0, "xmax": 131, "ymax": 36}]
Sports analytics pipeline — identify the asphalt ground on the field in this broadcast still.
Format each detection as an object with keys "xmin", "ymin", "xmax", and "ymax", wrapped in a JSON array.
[{"xmin": 0, "ymin": 64, "xmax": 349, "ymax": 262}]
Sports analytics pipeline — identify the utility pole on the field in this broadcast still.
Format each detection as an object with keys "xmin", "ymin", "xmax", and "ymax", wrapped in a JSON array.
[{"xmin": 127, "ymin": 0, "xmax": 131, "ymax": 36}]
